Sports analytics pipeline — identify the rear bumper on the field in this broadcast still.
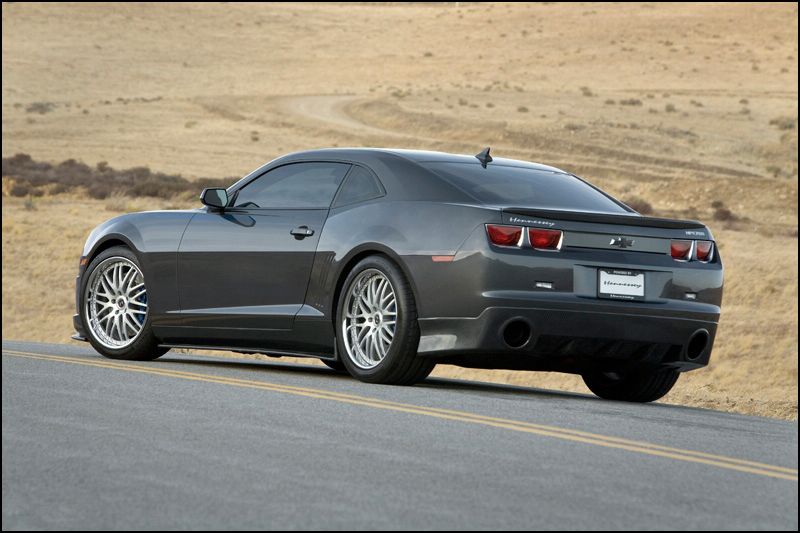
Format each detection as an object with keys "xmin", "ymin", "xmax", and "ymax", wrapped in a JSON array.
[{"xmin": 417, "ymin": 303, "xmax": 717, "ymax": 373}]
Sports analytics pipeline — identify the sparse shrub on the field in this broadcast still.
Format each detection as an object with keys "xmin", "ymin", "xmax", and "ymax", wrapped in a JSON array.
[
  {"xmin": 739, "ymin": 98, "xmax": 749, "ymax": 104},
  {"xmin": 713, "ymin": 207, "xmax": 737, "ymax": 221},
  {"xmin": 10, "ymin": 183, "xmax": 31, "ymax": 197},
  {"xmin": 564, "ymin": 123, "xmax": 585, "ymax": 132},
  {"xmin": 580, "ymin": 86, "xmax": 594, "ymax": 97},
  {"xmin": 2, "ymin": 153, "xmax": 234, "ymax": 201},
  {"xmin": 25, "ymin": 102, "xmax": 55, "ymax": 114},
  {"xmin": 423, "ymin": 51, "xmax": 433, "ymax": 57},
  {"xmin": 711, "ymin": 200, "xmax": 725, "ymax": 209},
  {"xmin": 624, "ymin": 197, "xmax": 653, "ymax": 215},
  {"xmin": 604, "ymin": 99, "xmax": 616, "ymax": 105},
  {"xmin": 769, "ymin": 116, "xmax": 796, "ymax": 130},
  {"xmin": 665, "ymin": 103, "xmax": 677, "ymax": 113},
  {"xmin": 619, "ymin": 98, "xmax": 642, "ymax": 106},
  {"xmin": 485, "ymin": 102, "xmax": 494, "ymax": 108},
  {"xmin": 766, "ymin": 165, "xmax": 782, "ymax": 177},
  {"xmin": 517, "ymin": 106, "xmax": 529, "ymax": 113},
  {"xmin": 458, "ymin": 98, "xmax": 468, "ymax": 106}
]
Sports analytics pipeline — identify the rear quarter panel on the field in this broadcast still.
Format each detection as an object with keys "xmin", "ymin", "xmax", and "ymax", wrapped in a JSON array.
[{"xmin": 304, "ymin": 201, "xmax": 500, "ymax": 319}]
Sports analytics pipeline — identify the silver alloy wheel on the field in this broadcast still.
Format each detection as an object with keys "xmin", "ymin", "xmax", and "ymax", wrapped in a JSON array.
[
  {"xmin": 341, "ymin": 269, "xmax": 398, "ymax": 369},
  {"xmin": 84, "ymin": 256, "xmax": 148, "ymax": 349}
]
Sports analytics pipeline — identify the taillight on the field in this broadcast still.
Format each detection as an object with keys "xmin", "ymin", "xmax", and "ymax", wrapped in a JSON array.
[
  {"xmin": 529, "ymin": 228, "xmax": 563, "ymax": 250},
  {"xmin": 670, "ymin": 240, "xmax": 693, "ymax": 261},
  {"xmin": 486, "ymin": 224, "xmax": 523, "ymax": 247},
  {"xmin": 695, "ymin": 241, "xmax": 714, "ymax": 262}
]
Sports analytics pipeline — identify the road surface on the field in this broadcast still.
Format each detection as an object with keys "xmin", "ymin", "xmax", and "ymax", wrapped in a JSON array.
[{"xmin": 2, "ymin": 340, "xmax": 797, "ymax": 530}]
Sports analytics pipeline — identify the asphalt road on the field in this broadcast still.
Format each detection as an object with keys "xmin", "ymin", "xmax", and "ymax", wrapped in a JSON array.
[{"xmin": 2, "ymin": 340, "xmax": 797, "ymax": 530}]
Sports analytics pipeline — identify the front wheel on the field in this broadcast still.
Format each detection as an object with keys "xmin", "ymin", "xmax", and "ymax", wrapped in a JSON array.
[
  {"xmin": 81, "ymin": 246, "xmax": 168, "ymax": 361},
  {"xmin": 336, "ymin": 256, "xmax": 435, "ymax": 385},
  {"xmin": 582, "ymin": 368, "xmax": 679, "ymax": 403}
]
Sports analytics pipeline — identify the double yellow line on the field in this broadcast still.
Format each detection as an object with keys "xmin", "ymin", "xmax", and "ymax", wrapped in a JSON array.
[{"xmin": 4, "ymin": 349, "xmax": 798, "ymax": 482}]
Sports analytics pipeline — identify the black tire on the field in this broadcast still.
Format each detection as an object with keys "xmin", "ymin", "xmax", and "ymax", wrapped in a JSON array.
[
  {"xmin": 321, "ymin": 358, "xmax": 348, "ymax": 373},
  {"xmin": 80, "ymin": 246, "xmax": 168, "ymax": 361},
  {"xmin": 582, "ymin": 367, "xmax": 679, "ymax": 403},
  {"xmin": 335, "ymin": 255, "xmax": 435, "ymax": 385}
]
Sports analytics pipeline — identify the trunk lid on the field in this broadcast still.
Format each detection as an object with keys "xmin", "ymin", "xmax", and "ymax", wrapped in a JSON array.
[{"xmin": 501, "ymin": 207, "xmax": 713, "ymax": 255}]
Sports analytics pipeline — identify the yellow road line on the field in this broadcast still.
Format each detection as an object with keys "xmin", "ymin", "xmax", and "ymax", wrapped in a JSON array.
[{"xmin": 4, "ymin": 349, "xmax": 798, "ymax": 481}]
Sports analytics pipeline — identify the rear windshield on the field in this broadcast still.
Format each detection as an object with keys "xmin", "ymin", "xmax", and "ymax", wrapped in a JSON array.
[{"xmin": 426, "ymin": 162, "xmax": 629, "ymax": 214}]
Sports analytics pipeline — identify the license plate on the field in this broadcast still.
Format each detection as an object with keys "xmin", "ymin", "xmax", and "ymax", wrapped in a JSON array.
[{"xmin": 598, "ymin": 269, "xmax": 645, "ymax": 301}]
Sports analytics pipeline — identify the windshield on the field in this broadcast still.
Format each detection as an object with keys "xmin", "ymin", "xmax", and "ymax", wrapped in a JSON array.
[{"xmin": 426, "ymin": 162, "xmax": 629, "ymax": 214}]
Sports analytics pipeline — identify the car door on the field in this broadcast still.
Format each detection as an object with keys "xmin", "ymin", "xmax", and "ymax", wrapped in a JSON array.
[{"xmin": 175, "ymin": 161, "xmax": 350, "ymax": 336}]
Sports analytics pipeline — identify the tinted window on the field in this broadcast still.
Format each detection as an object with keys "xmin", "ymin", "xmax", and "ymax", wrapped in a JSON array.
[
  {"xmin": 426, "ymin": 162, "xmax": 628, "ymax": 213},
  {"xmin": 233, "ymin": 162, "xmax": 350, "ymax": 209},
  {"xmin": 333, "ymin": 165, "xmax": 384, "ymax": 207}
]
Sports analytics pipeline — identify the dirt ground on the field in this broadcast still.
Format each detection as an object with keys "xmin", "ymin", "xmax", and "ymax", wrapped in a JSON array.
[{"xmin": 2, "ymin": 2, "xmax": 797, "ymax": 419}]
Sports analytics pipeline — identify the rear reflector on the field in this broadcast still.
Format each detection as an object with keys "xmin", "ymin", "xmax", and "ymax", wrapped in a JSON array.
[
  {"xmin": 670, "ymin": 240, "xmax": 693, "ymax": 261},
  {"xmin": 486, "ymin": 224, "xmax": 523, "ymax": 247},
  {"xmin": 695, "ymin": 241, "xmax": 713, "ymax": 262},
  {"xmin": 529, "ymin": 228, "xmax": 563, "ymax": 250},
  {"xmin": 431, "ymin": 255, "xmax": 455, "ymax": 262}
]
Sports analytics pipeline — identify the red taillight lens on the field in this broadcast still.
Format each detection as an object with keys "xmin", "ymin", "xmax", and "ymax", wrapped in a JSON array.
[
  {"xmin": 486, "ymin": 224, "xmax": 522, "ymax": 247},
  {"xmin": 670, "ymin": 240, "xmax": 692, "ymax": 260},
  {"xmin": 695, "ymin": 240, "xmax": 713, "ymax": 262},
  {"xmin": 529, "ymin": 228, "xmax": 563, "ymax": 250}
]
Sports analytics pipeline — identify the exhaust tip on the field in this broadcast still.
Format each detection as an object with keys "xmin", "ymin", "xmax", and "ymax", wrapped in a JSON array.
[
  {"xmin": 686, "ymin": 329, "xmax": 710, "ymax": 360},
  {"xmin": 502, "ymin": 319, "xmax": 532, "ymax": 349}
]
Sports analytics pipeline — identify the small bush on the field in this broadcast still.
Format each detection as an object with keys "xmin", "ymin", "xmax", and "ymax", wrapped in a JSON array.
[
  {"xmin": 619, "ymin": 98, "xmax": 642, "ymax": 106},
  {"xmin": 769, "ymin": 116, "xmax": 796, "ymax": 130},
  {"xmin": 517, "ymin": 106, "xmax": 529, "ymax": 113},
  {"xmin": 624, "ymin": 197, "xmax": 653, "ymax": 215},
  {"xmin": 713, "ymin": 207, "xmax": 737, "ymax": 221},
  {"xmin": 665, "ymin": 103, "xmax": 677, "ymax": 113},
  {"xmin": 711, "ymin": 200, "xmax": 725, "ymax": 209},
  {"xmin": 25, "ymin": 102, "xmax": 55, "ymax": 114},
  {"xmin": 580, "ymin": 86, "xmax": 594, "ymax": 97}
]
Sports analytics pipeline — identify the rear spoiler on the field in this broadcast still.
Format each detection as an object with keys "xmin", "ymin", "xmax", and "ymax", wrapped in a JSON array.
[{"xmin": 503, "ymin": 208, "xmax": 706, "ymax": 230}]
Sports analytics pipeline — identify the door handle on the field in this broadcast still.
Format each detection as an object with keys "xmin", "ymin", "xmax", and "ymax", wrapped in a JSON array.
[{"xmin": 290, "ymin": 225, "xmax": 315, "ymax": 239}]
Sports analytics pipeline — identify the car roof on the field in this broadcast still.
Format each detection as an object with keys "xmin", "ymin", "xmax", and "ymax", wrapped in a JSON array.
[{"xmin": 279, "ymin": 147, "xmax": 569, "ymax": 174}]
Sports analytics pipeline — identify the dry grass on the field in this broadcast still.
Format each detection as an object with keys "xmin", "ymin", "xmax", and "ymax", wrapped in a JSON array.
[{"xmin": 1, "ymin": 2, "xmax": 797, "ymax": 419}]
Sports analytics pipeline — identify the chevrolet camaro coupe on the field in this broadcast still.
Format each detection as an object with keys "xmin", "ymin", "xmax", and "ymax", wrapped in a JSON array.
[{"xmin": 73, "ymin": 148, "xmax": 723, "ymax": 402}]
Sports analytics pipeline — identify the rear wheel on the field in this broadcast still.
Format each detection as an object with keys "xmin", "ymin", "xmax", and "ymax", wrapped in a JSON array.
[
  {"xmin": 81, "ymin": 246, "xmax": 168, "ymax": 361},
  {"xmin": 336, "ymin": 256, "xmax": 435, "ymax": 385},
  {"xmin": 582, "ymin": 368, "xmax": 679, "ymax": 403}
]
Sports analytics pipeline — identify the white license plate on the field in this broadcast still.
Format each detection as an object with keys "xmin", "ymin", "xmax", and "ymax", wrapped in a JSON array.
[{"xmin": 598, "ymin": 269, "xmax": 645, "ymax": 301}]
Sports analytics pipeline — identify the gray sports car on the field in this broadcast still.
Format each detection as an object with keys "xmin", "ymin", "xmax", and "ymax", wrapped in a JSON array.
[{"xmin": 73, "ymin": 148, "xmax": 723, "ymax": 402}]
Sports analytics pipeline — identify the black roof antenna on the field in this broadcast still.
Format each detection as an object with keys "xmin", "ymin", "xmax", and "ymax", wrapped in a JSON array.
[{"xmin": 475, "ymin": 147, "xmax": 493, "ymax": 168}]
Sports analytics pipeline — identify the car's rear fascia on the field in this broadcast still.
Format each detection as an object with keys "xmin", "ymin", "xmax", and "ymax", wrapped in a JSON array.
[{"xmin": 410, "ymin": 207, "xmax": 722, "ymax": 376}]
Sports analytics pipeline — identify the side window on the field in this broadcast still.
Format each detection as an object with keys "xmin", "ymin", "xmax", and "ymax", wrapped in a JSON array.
[
  {"xmin": 333, "ymin": 165, "xmax": 384, "ymax": 207},
  {"xmin": 233, "ymin": 162, "xmax": 350, "ymax": 209}
]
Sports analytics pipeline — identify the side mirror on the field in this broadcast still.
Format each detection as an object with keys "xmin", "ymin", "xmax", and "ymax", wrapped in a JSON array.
[{"xmin": 200, "ymin": 188, "xmax": 228, "ymax": 209}]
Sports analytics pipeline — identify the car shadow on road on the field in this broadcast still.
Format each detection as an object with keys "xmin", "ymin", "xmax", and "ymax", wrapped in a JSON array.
[{"xmin": 155, "ymin": 355, "xmax": 598, "ymax": 402}]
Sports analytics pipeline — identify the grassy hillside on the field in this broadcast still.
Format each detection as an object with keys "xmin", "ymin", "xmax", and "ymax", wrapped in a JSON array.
[{"xmin": 2, "ymin": 2, "xmax": 797, "ymax": 418}]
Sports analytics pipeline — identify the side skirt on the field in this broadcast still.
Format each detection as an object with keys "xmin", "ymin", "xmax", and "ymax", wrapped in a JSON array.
[{"xmin": 157, "ymin": 343, "xmax": 339, "ymax": 362}]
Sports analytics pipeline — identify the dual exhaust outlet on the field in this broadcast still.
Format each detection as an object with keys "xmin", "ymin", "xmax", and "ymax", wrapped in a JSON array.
[{"xmin": 499, "ymin": 319, "xmax": 710, "ymax": 361}]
